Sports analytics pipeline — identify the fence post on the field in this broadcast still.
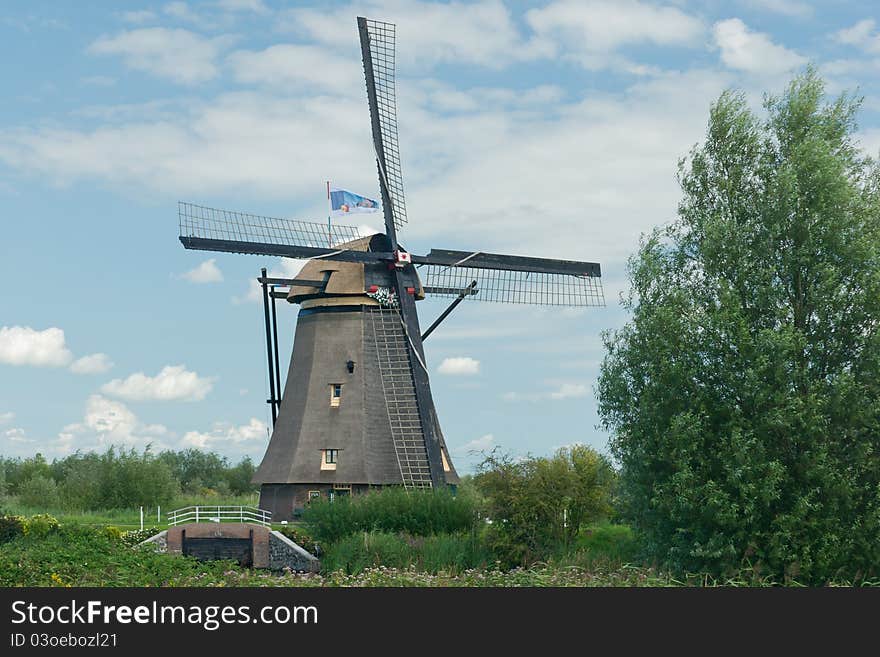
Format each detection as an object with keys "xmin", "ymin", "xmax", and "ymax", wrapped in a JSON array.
[
  {"xmin": 157, "ymin": 506, "xmax": 161, "ymax": 525},
  {"xmin": 139, "ymin": 506, "xmax": 144, "ymax": 531},
  {"xmin": 196, "ymin": 507, "xmax": 200, "ymax": 523}
]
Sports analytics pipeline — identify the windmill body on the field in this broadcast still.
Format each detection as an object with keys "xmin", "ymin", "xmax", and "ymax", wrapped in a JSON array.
[
  {"xmin": 254, "ymin": 234, "xmax": 458, "ymax": 519},
  {"xmin": 177, "ymin": 18, "xmax": 604, "ymax": 520}
]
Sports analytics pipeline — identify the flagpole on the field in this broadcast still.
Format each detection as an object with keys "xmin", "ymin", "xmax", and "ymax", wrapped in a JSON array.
[{"xmin": 326, "ymin": 180, "xmax": 331, "ymax": 247}]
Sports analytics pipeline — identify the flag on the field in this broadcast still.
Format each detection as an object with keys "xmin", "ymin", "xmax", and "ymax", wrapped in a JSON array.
[{"xmin": 329, "ymin": 188, "xmax": 380, "ymax": 217}]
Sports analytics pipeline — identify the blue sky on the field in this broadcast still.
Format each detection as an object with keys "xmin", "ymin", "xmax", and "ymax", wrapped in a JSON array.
[{"xmin": 2, "ymin": 0, "xmax": 879, "ymax": 473}]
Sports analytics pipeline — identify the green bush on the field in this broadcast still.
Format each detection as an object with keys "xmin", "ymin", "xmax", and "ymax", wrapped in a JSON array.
[
  {"xmin": 103, "ymin": 526, "xmax": 124, "ymax": 541},
  {"xmin": 23, "ymin": 513, "xmax": 60, "ymax": 538},
  {"xmin": 0, "ymin": 515, "xmax": 25, "ymax": 544},
  {"xmin": 18, "ymin": 475, "xmax": 60, "ymax": 508},
  {"xmin": 474, "ymin": 445, "xmax": 616, "ymax": 566},
  {"xmin": 0, "ymin": 524, "xmax": 233, "ymax": 587},
  {"xmin": 301, "ymin": 487, "xmax": 478, "ymax": 545},
  {"xmin": 576, "ymin": 524, "xmax": 639, "ymax": 562},
  {"xmin": 277, "ymin": 524, "xmax": 320, "ymax": 555}
]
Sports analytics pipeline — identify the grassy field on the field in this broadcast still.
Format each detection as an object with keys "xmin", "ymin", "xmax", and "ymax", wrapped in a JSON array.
[
  {"xmin": 8, "ymin": 523, "xmax": 869, "ymax": 587},
  {"xmin": 1, "ymin": 493, "xmax": 260, "ymax": 529},
  {"xmin": 0, "ymin": 521, "xmax": 743, "ymax": 587},
  {"xmin": 4, "ymin": 494, "xmax": 876, "ymax": 587}
]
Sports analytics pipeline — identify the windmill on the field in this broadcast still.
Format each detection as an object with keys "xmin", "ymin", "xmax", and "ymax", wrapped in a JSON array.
[{"xmin": 178, "ymin": 17, "xmax": 605, "ymax": 520}]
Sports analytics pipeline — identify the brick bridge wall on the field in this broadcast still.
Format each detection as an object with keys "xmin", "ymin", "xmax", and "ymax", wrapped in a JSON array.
[{"xmin": 166, "ymin": 523, "xmax": 270, "ymax": 568}]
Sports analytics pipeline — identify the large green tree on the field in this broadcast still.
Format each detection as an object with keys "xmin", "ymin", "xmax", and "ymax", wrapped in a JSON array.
[{"xmin": 597, "ymin": 68, "xmax": 880, "ymax": 584}]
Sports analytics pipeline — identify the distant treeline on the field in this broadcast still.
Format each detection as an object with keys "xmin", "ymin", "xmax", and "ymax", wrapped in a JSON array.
[{"xmin": 0, "ymin": 448, "xmax": 258, "ymax": 510}]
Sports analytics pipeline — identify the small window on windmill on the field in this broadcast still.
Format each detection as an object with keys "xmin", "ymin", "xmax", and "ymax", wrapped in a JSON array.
[
  {"xmin": 330, "ymin": 383, "xmax": 343, "ymax": 407},
  {"xmin": 321, "ymin": 449, "xmax": 338, "ymax": 471}
]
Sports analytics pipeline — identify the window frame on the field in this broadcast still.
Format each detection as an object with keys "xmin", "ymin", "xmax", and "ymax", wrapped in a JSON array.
[{"xmin": 330, "ymin": 383, "xmax": 342, "ymax": 407}]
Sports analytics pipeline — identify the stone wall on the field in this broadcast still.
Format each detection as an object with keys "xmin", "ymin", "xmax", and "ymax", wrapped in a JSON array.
[
  {"xmin": 269, "ymin": 531, "xmax": 320, "ymax": 572},
  {"xmin": 135, "ymin": 525, "xmax": 320, "ymax": 572}
]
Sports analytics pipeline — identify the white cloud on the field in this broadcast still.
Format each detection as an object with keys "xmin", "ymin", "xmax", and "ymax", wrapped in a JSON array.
[
  {"xmin": 3, "ymin": 427, "xmax": 32, "ymax": 443},
  {"xmin": 120, "ymin": 10, "xmax": 157, "ymax": 24},
  {"xmin": 289, "ymin": 0, "xmax": 702, "ymax": 72},
  {"xmin": 181, "ymin": 418, "xmax": 267, "ymax": 450},
  {"xmin": 216, "ymin": 0, "xmax": 270, "ymax": 13},
  {"xmin": 437, "ymin": 356, "xmax": 480, "ymax": 375},
  {"xmin": 69, "ymin": 352, "xmax": 114, "ymax": 374},
  {"xmin": 0, "ymin": 91, "xmax": 376, "ymax": 197},
  {"xmin": 163, "ymin": 2, "xmax": 201, "ymax": 23},
  {"xmin": 286, "ymin": 0, "xmax": 551, "ymax": 69},
  {"xmin": 834, "ymin": 19, "xmax": 880, "ymax": 55},
  {"xmin": 455, "ymin": 433, "xmax": 495, "ymax": 454},
  {"xmin": 713, "ymin": 18, "xmax": 806, "ymax": 75},
  {"xmin": 526, "ymin": 0, "xmax": 704, "ymax": 70},
  {"xmin": 743, "ymin": 0, "xmax": 813, "ymax": 18},
  {"xmin": 504, "ymin": 382, "xmax": 588, "ymax": 401},
  {"xmin": 88, "ymin": 28, "xmax": 233, "ymax": 84},
  {"xmin": 0, "ymin": 411, "xmax": 14, "ymax": 425},
  {"xmin": 0, "ymin": 61, "xmax": 730, "ymax": 268},
  {"xmin": 0, "ymin": 326, "xmax": 73, "ymax": 367},
  {"xmin": 54, "ymin": 397, "xmax": 265, "ymax": 457},
  {"xmin": 101, "ymin": 365, "xmax": 215, "ymax": 401},
  {"xmin": 59, "ymin": 395, "xmax": 170, "ymax": 453},
  {"xmin": 228, "ymin": 44, "xmax": 363, "ymax": 92},
  {"xmin": 549, "ymin": 383, "xmax": 589, "ymax": 399},
  {"xmin": 180, "ymin": 258, "xmax": 224, "ymax": 283}
]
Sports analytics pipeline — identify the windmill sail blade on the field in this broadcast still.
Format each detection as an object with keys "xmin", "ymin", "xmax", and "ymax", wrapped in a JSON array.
[
  {"xmin": 178, "ymin": 201, "xmax": 386, "ymax": 263},
  {"xmin": 416, "ymin": 249, "xmax": 604, "ymax": 307},
  {"xmin": 358, "ymin": 17, "xmax": 407, "ymax": 238},
  {"xmin": 416, "ymin": 249, "xmax": 601, "ymax": 276}
]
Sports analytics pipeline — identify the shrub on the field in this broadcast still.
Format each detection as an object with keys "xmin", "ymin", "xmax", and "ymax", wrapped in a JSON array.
[
  {"xmin": 301, "ymin": 487, "xmax": 478, "ymax": 545},
  {"xmin": 0, "ymin": 515, "xmax": 25, "ymax": 544},
  {"xmin": 576, "ymin": 523, "xmax": 640, "ymax": 563},
  {"xmin": 104, "ymin": 526, "xmax": 124, "ymax": 541},
  {"xmin": 474, "ymin": 446, "xmax": 616, "ymax": 566},
  {"xmin": 0, "ymin": 524, "xmax": 241, "ymax": 587},
  {"xmin": 277, "ymin": 524, "xmax": 321, "ymax": 556},
  {"xmin": 18, "ymin": 475, "xmax": 60, "ymax": 508},
  {"xmin": 23, "ymin": 513, "xmax": 60, "ymax": 538}
]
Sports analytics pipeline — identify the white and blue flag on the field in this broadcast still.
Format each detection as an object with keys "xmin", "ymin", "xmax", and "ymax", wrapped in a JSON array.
[{"xmin": 329, "ymin": 188, "xmax": 380, "ymax": 217}]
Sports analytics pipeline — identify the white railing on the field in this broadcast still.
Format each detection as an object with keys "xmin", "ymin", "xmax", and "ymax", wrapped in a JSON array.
[{"xmin": 167, "ymin": 505, "xmax": 272, "ymax": 527}]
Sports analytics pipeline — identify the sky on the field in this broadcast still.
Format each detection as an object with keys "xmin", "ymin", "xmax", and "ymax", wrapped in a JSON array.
[{"xmin": 2, "ymin": 0, "xmax": 880, "ymax": 474}]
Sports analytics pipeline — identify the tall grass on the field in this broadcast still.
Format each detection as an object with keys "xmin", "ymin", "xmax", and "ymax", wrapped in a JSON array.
[
  {"xmin": 321, "ymin": 531, "xmax": 493, "ymax": 575},
  {"xmin": 300, "ymin": 487, "xmax": 478, "ymax": 544}
]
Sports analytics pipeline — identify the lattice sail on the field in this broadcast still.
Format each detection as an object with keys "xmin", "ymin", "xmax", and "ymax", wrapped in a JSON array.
[
  {"xmin": 178, "ymin": 202, "xmax": 365, "ymax": 249},
  {"xmin": 419, "ymin": 265, "xmax": 605, "ymax": 307},
  {"xmin": 359, "ymin": 18, "xmax": 407, "ymax": 231}
]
